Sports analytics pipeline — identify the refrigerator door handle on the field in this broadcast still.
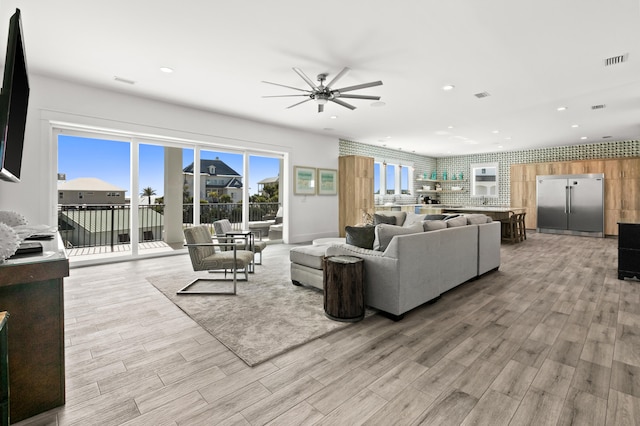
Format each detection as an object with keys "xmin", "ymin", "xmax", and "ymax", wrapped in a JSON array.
[
  {"xmin": 565, "ymin": 186, "xmax": 569, "ymax": 213},
  {"xmin": 567, "ymin": 186, "xmax": 572, "ymax": 214}
]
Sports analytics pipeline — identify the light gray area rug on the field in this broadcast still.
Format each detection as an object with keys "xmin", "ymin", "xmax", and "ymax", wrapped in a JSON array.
[{"xmin": 147, "ymin": 245, "xmax": 373, "ymax": 366}]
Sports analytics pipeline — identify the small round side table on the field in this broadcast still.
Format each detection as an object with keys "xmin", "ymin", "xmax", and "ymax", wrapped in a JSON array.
[{"xmin": 323, "ymin": 255, "xmax": 365, "ymax": 322}]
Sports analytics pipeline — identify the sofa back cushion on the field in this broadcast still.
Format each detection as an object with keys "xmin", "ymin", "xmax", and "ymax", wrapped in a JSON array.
[
  {"xmin": 373, "ymin": 222, "xmax": 423, "ymax": 251},
  {"xmin": 374, "ymin": 211, "xmax": 407, "ymax": 226},
  {"xmin": 423, "ymin": 220, "xmax": 447, "ymax": 232},
  {"xmin": 465, "ymin": 214, "xmax": 492, "ymax": 224},
  {"xmin": 345, "ymin": 225, "xmax": 376, "ymax": 249},
  {"xmin": 445, "ymin": 215, "xmax": 468, "ymax": 227},
  {"xmin": 402, "ymin": 212, "xmax": 427, "ymax": 228}
]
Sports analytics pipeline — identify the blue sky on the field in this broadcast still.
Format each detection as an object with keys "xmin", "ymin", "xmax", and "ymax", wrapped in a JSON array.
[{"xmin": 58, "ymin": 135, "xmax": 280, "ymax": 197}]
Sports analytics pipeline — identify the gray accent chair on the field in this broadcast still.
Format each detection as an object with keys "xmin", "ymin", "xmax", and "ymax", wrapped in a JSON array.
[
  {"xmin": 213, "ymin": 219, "xmax": 267, "ymax": 266},
  {"xmin": 179, "ymin": 225, "xmax": 255, "ymax": 295}
]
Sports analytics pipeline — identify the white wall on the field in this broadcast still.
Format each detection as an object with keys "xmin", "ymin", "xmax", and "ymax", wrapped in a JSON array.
[{"xmin": 0, "ymin": 74, "xmax": 339, "ymax": 243}]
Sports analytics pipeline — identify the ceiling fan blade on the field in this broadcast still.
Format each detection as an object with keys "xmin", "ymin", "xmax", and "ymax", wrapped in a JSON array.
[
  {"xmin": 287, "ymin": 98, "xmax": 312, "ymax": 109},
  {"xmin": 318, "ymin": 104, "xmax": 324, "ymax": 113},
  {"xmin": 293, "ymin": 67, "xmax": 319, "ymax": 90},
  {"xmin": 335, "ymin": 80, "xmax": 383, "ymax": 93},
  {"xmin": 330, "ymin": 98, "xmax": 356, "ymax": 110},
  {"xmin": 262, "ymin": 94, "xmax": 310, "ymax": 98},
  {"xmin": 325, "ymin": 67, "xmax": 350, "ymax": 90},
  {"xmin": 262, "ymin": 80, "xmax": 311, "ymax": 93},
  {"xmin": 338, "ymin": 94, "xmax": 381, "ymax": 100}
]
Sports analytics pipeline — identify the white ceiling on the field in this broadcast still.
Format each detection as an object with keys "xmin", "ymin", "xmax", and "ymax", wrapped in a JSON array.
[{"xmin": 2, "ymin": 0, "xmax": 640, "ymax": 157}]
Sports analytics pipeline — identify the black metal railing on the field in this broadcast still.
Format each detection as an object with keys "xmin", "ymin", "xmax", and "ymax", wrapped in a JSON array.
[
  {"xmin": 183, "ymin": 202, "xmax": 279, "ymax": 229},
  {"xmin": 59, "ymin": 201, "xmax": 279, "ymax": 250}
]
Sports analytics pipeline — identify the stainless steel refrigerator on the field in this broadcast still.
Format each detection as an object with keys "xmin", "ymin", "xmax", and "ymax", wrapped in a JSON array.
[{"xmin": 536, "ymin": 174, "xmax": 604, "ymax": 237}]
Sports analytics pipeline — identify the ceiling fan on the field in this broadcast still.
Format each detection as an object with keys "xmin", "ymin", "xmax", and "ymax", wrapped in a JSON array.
[{"xmin": 262, "ymin": 67, "xmax": 383, "ymax": 113}]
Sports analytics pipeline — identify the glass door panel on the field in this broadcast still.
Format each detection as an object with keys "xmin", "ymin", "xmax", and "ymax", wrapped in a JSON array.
[
  {"xmin": 249, "ymin": 154, "xmax": 282, "ymax": 241},
  {"xmin": 194, "ymin": 149, "xmax": 244, "ymax": 231},
  {"xmin": 137, "ymin": 143, "xmax": 191, "ymax": 254},
  {"xmin": 57, "ymin": 134, "xmax": 131, "ymax": 259}
]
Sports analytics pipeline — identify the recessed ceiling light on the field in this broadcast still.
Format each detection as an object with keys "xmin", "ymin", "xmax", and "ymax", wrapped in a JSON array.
[
  {"xmin": 442, "ymin": 85, "xmax": 455, "ymax": 91},
  {"xmin": 571, "ymin": 124, "xmax": 579, "ymax": 128},
  {"xmin": 557, "ymin": 106, "xmax": 567, "ymax": 111},
  {"xmin": 580, "ymin": 136, "xmax": 588, "ymax": 140},
  {"xmin": 492, "ymin": 130, "xmax": 499, "ymax": 134},
  {"xmin": 371, "ymin": 101, "xmax": 386, "ymax": 107},
  {"xmin": 448, "ymin": 125, "xmax": 454, "ymax": 129},
  {"xmin": 330, "ymin": 115, "xmax": 337, "ymax": 119},
  {"xmin": 160, "ymin": 67, "xmax": 174, "ymax": 73}
]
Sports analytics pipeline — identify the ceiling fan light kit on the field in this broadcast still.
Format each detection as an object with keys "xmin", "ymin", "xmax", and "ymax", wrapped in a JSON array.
[{"xmin": 263, "ymin": 67, "xmax": 383, "ymax": 113}]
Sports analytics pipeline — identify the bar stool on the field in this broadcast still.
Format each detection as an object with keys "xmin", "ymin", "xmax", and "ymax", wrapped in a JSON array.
[
  {"xmin": 501, "ymin": 211, "xmax": 520, "ymax": 243},
  {"xmin": 515, "ymin": 212, "xmax": 527, "ymax": 242}
]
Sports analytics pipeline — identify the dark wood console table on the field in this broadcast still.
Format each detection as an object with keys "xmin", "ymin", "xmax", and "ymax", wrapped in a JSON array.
[
  {"xmin": 618, "ymin": 222, "xmax": 640, "ymax": 281},
  {"xmin": 0, "ymin": 234, "xmax": 69, "ymax": 423}
]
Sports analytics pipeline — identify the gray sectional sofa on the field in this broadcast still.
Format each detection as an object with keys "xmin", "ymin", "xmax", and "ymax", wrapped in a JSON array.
[{"xmin": 290, "ymin": 211, "xmax": 501, "ymax": 320}]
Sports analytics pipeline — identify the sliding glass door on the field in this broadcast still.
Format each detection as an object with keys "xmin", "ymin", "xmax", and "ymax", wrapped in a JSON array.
[{"xmin": 57, "ymin": 129, "xmax": 285, "ymax": 262}]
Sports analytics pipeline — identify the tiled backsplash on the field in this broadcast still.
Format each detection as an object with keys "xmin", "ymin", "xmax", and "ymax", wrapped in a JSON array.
[{"xmin": 340, "ymin": 139, "xmax": 640, "ymax": 206}]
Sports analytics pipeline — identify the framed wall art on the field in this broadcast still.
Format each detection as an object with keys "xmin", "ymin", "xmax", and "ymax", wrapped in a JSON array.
[
  {"xmin": 294, "ymin": 166, "xmax": 316, "ymax": 195},
  {"xmin": 317, "ymin": 168, "xmax": 338, "ymax": 195}
]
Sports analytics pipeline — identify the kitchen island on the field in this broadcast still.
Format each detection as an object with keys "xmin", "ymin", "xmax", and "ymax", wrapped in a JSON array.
[
  {"xmin": 373, "ymin": 204, "xmax": 527, "ymax": 223},
  {"xmin": 441, "ymin": 206, "xmax": 526, "ymax": 221}
]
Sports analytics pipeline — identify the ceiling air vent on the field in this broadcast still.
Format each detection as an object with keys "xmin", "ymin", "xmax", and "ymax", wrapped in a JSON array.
[
  {"xmin": 114, "ymin": 76, "xmax": 136, "ymax": 85},
  {"xmin": 604, "ymin": 53, "xmax": 628, "ymax": 67},
  {"xmin": 591, "ymin": 104, "xmax": 606, "ymax": 110},
  {"xmin": 474, "ymin": 91, "xmax": 490, "ymax": 98}
]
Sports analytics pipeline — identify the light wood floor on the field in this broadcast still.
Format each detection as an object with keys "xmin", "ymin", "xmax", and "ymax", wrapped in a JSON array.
[{"xmin": 15, "ymin": 232, "xmax": 640, "ymax": 426}]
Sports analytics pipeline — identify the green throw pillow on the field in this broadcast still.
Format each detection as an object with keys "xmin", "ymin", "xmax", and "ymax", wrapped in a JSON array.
[
  {"xmin": 373, "ymin": 214, "xmax": 396, "ymax": 225},
  {"xmin": 345, "ymin": 225, "xmax": 376, "ymax": 249}
]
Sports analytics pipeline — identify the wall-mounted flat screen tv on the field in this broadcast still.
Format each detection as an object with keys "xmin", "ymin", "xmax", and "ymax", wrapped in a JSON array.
[{"xmin": 0, "ymin": 9, "xmax": 29, "ymax": 183}]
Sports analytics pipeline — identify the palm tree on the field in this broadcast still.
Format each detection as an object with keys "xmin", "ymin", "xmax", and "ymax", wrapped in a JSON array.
[{"xmin": 140, "ymin": 186, "xmax": 156, "ymax": 204}]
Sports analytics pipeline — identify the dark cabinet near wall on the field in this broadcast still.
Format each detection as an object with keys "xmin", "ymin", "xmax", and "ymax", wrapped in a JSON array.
[
  {"xmin": 618, "ymin": 222, "xmax": 640, "ymax": 280},
  {"xmin": 0, "ymin": 235, "xmax": 69, "ymax": 423}
]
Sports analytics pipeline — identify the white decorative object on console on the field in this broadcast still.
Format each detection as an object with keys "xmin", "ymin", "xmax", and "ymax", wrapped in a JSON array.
[
  {"xmin": 0, "ymin": 210, "xmax": 27, "ymax": 227},
  {"xmin": 0, "ymin": 223, "xmax": 20, "ymax": 261}
]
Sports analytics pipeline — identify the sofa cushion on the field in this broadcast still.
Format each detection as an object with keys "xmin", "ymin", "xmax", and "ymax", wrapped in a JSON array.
[
  {"xmin": 373, "ymin": 222, "xmax": 423, "ymax": 251},
  {"xmin": 423, "ymin": 220, "xmax": 448, "ymax": 232},
  {"xmin": 445, "ymin": 215, "xmax": 468, "ymax": 227},
  {"xmin": 345, "ymin": 225, "xmax": 376, "ymax": 249},
  {"xmin": 374, "ymin": 211, "xmax": 407, "ymax": 226},
  {"xmin": 465, "ymin": 214, "xmax": 492, "ymax": 224},
  {"xmin": 289, "ymin": 245, "xmax": 327, "ymax": 270},
  {"xmin": 403, "ymin": 212, "xmax": 427, "ymax": 227}
]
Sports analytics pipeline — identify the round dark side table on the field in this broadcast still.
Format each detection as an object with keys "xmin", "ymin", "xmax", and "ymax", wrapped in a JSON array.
[{"xmin": 323, "ymin": 255, "xmax": 365, "ymax": 322}]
